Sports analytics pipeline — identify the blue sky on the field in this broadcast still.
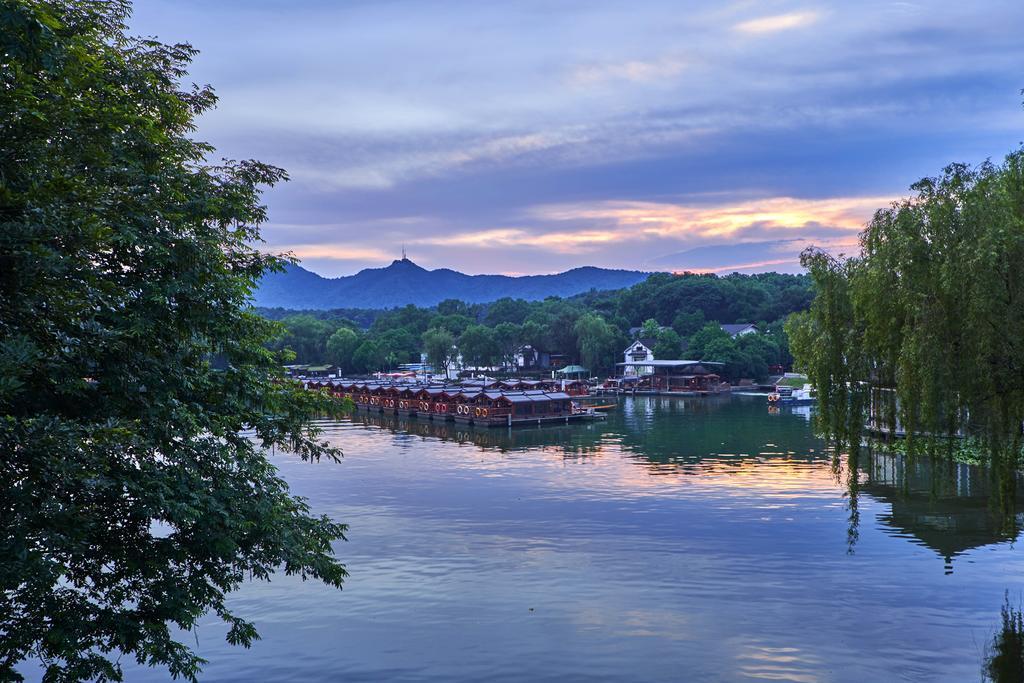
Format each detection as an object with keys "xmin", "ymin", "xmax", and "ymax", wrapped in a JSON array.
[{"xmin": 131, "ymin": 1, "xmax": 1024, "ymax": 276}]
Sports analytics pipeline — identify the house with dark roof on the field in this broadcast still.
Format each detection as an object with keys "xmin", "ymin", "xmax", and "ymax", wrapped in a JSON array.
[{"xmin": 720, "ymin": 323, "xmax": 758, "ymax": 338}]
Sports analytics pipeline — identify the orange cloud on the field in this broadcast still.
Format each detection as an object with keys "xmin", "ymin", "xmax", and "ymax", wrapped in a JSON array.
[
  {"xmin": 531, "ymin": 195, "xmax": 892, "ymax": 240},
  {"xmin": 278, "ymin": 244, "xmax": 395, "ymax": 262}
]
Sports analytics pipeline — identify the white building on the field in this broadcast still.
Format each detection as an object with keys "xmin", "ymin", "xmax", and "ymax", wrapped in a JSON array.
[
  {"xmin": 622, "ymin": 338, "xmax": 657, "ymax": 376},
  {"xmin": 720, "ymin": 323, "xmax": 758, "ymax": 338}
]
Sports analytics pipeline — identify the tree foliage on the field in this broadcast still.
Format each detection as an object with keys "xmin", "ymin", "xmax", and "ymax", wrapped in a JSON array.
[
  {"xmin": 458, "ymin": 324, "xmax": 498, "ymax": 369},
  {"xmin": 788, "ymin": 152, "xmax": 1024, "ymax": 506},
  {"xmin": 422, "ymin": 328, "xmax": 456, "ymax": 376},
  {"xmin": 573, "ymin": 313, "xmax": 621, "ymax": 372},
  {"xmin": 1, "ymin": 2, "xmax": 346, "ymax": 679}
]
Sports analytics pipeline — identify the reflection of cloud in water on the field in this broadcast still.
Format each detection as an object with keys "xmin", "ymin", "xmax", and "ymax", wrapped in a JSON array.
[{"xmin": 735, "ymin": 639, "xmax": 824, "ymax": 683}]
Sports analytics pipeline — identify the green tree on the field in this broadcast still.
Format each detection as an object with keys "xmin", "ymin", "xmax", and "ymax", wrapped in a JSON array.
[
  {"xmin": 639, "ymin": 318, "xmax": 662, "ymax": 339},
  {"xmin": 686, "ymin": 323, "xmax": 731, "ymax": 360},
  {"xmin": 494, "ymin": 322, "xmax": 522, "ymax": 370},
  {"xmin": 458, "ymin": 324, "xmax": 499, "ymax": 369},
  {"xmin": 0, "ymin": 3, "xmax": 346, "ymax": 679},
  {"xmin": 671, "ymin": 309, "xmax": 705, "ymax": 338},
  {"xmin": 436, "ymin": 298, "xmax": 469, "ymax": 317},
  {"xmin": 325, "ymin": 327, "xmax": 361, "ymax": 372},
  {"xmin": 574, "ymin": 313, "xmax": 619, "ymax": 372},
  {"xmin": 422, "ymin": 328, "xmax": 456, "ymax": 376},
  {"xmin": 789, "ymin": 151, "xmax": 1024, "ymax": 508},
  {"xmin": 351, "ymin": 339, "xmax": 386, "ymax": 372},
  {"xmin": 484, "ymin": 297, "xmax": 530, "ymax": 326},
  {"xmin": 273, "ymin": 313, "xmax": 337, "ymax": 363},
  {"xmin": 701, "ymin": 337, "xmax": 744, "ymax": 382},
  {"xmin": 652, "ymin": 328, "xmax": 683, "ymax": 360}
]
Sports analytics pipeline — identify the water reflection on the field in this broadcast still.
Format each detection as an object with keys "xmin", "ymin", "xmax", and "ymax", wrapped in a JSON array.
[
  {"xmin": 350, "ymin": 397, "xmax": 1024, "ymax": 569},
  {"xmin": 858, "ymin": 451, "xmax": 1024, "ymax": 572},
  {"xmin": 99, "ymin": 395, "xmax": 1024, "ymax": 682}
]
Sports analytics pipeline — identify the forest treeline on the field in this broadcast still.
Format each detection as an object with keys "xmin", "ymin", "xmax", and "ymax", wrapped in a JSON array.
[{"xmin": 260, "ymin": 271, "xmax": 814, "ymax": 381}]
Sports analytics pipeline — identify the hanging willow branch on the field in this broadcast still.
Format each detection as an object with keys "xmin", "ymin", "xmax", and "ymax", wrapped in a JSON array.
[{"xmin": 787, "ymin": 151, "xmax": 1024, "ymax": 496}]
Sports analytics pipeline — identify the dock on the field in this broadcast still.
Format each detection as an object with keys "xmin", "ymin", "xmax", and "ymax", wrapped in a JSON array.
[{"xmin": 304, "ymin": 377, "xmax": 593, "ymax": 428}]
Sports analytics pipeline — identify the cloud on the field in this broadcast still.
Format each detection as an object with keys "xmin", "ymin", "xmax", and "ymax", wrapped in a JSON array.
[
  {"xmin": 733, "ymin": 11, "xmax": 820, "ymax": 34},
  {"xmin": 366, "ymin": 194, "xmax": 890, "ymax": 272},
  {"xmin": 568, "ymin": 57, "xmax": 687, "ymax": 88},
  {"xmin": 275, "ymin": 244, "xmax": 396, "ymax": 263},
  {"xmin": 128, "ymin": 0, "xmax": 1024, "ymax": 277},
  {"xmin": 531, "ymin": 195, "xmax": 892, "ymax": 241}
]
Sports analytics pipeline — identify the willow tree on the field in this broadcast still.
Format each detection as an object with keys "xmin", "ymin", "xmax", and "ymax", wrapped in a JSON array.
[
  {"xmin": 1, "ymin": 2, "xmax": 346, "ymax": 680},
  {"xmin": 788, "ymin": 152, "xmax": 1024, "ymax": 506}
]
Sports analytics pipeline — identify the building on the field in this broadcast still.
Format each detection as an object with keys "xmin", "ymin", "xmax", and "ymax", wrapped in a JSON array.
[
  {"xmin": 514, "ymin": 344, "xmax": 551, "ymax": 370},
  {"xmin": 622, "ymin": 338, "xmax": 657, "ymax": 376},
  {"xmin": 720, "ymin": 323, "xmax": 758, "ymax": 338},
  {"xmin": 615, "ymin": 359, "xmax": 727, "ymax": 393},
  {"xmin": 283, "ymin": 364, "xmax": 309, "ymax": 378},
  {"xmin": 305, "ymin": 364, "xmax": 339, "ymax": 378}
]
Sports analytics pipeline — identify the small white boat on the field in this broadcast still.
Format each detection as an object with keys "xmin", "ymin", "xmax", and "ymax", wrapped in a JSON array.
[{"xmin": 768, "ymin": 383, "xmax": 816, "ymax": 406}]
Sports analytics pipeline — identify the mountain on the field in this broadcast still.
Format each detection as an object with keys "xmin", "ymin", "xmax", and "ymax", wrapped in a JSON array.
[{"xmin": 254, "ymin": 258, "xmax": 651, "ymax": 309}]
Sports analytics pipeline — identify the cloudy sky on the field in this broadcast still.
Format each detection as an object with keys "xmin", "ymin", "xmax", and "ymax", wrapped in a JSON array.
[{"xmin": 131, "ymin": 1, "xmax": 1023, "ymax": 276}]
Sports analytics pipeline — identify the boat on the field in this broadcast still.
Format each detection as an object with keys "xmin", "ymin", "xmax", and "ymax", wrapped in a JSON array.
[{"xmin": 767, "ymin": 383, "xmax": 816, "ymax": 406}]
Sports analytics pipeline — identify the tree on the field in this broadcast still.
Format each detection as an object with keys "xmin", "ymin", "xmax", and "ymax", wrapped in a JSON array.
[
  {"xmin": 484, "ymin": 297, "xmax": 530, "ymax": 326},
  {"xmin": 639, "ymin": 318, "xmax": 662, "ymax": 339},
  {"xmin": 458, "ymin": 324, "xmax": 498, "ymax": 369},
  {"xmin": 436, "ymin": 298, "xmax": 469, "ymax": 317},
  {"xmin": 671, "ymin": 310, "xmax": 705, "ymax": 338},
  {"xmin": 494, "ymin": 322, "xmax": 522, "ymax": 370},
  {"xmin": 573, "ymin": 313, "xmax": 620, "ymax": 372},
  {"xmin": 788, "ymin": 152, "xmax": 1024, "ymax": 511},
  {"xmin": 652, "ymin": 328, "xmax": 683, "ymax": 360},
  {"xmin": 351, "ymin": 339, "xmax": 385, "ymax": 372},
  {"xmin": 422, "ymin": 328, "xmax": 456, "ymax": 376},
  {"xmin": 273, "ymin": 314, "xmax": 337, "ymax": 363},
  {"xmin": 325, "ymin": 327, "xmax": 360, "ymax": 372},
  {"xmin": 1, "ymin": 3, "xmax": 346, "ymax": 680},
  {"xmin": 686, "ymin": 323, "xmax": 731, "ymax": 360}
]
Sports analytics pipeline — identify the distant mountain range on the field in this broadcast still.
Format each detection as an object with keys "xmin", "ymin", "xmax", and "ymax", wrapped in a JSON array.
[{"xmin": 254, "ymin": 258, "xmax": 651, "ymax": 310}]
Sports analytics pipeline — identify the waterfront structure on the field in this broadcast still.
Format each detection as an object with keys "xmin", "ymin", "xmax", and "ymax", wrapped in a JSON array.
[
  {"xmin": 612, "ymin": 360, "xmax": 728, "ymax": 395},
  {"xmin": 622, "ymin": 338, "xmax": 657, "ymax": 376},
  {"xmin": 304, "ymin": 377, "xmax": 589, "ymax": 427}
]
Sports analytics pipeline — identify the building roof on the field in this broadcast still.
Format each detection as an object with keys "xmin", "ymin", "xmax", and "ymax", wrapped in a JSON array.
[
  {"xmin": 720, "ymin": 323, "xmax": 757, "ymax": 335},
  {"xmin": 616, "ymin": 359, "xmax": 725, "ymax": 367}
]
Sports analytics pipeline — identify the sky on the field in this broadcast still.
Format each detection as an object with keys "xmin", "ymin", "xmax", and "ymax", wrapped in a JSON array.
[{"xmin": 130, "ymin": 1, "xmax": 1024, "ymax": 277}]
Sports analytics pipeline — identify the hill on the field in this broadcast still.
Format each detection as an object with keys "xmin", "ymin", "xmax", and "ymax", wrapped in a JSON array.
[{"xmin": 254, "ymin": 258, "xmax": 651, "ymax": 309}]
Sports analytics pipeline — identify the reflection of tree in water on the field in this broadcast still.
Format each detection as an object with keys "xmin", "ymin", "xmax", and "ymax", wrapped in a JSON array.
[
  {"xmin": 847, "ymin": 448, "xmax": 1023, "ymax": 571},
  {"xmin": 983, "ymin": 594, "xmax": 1024, "ymax": 683},
  {"xmin": 350, "ymin": 396, "xmax": 826, "ymax": 466},
  {"xmin": 349, "ymin": 411, "xmax": 607, "ymax": 456}
]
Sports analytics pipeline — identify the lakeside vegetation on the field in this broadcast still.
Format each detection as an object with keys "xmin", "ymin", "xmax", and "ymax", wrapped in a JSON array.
[
  {"xmin": 2, "ymin": 3, "xmax": 347, "ymax": 680},
  {"xmin": 789, "ymin": 149, "xmax": 1024, "ymax": 537},
  {"xmin": 259, "ymin": 271, "xmax": 812, "ymax": 382}
]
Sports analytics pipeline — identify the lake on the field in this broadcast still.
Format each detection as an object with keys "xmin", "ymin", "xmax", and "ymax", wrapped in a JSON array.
[{"xmin": 129, "ymin": 394, "xmax": 1024, "ymax": 681}]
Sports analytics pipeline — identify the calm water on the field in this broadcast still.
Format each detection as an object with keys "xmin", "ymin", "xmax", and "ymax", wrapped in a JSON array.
[{"xmin": 124, "ymin": 395, "xmax": 1024, "ymax": 681}]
